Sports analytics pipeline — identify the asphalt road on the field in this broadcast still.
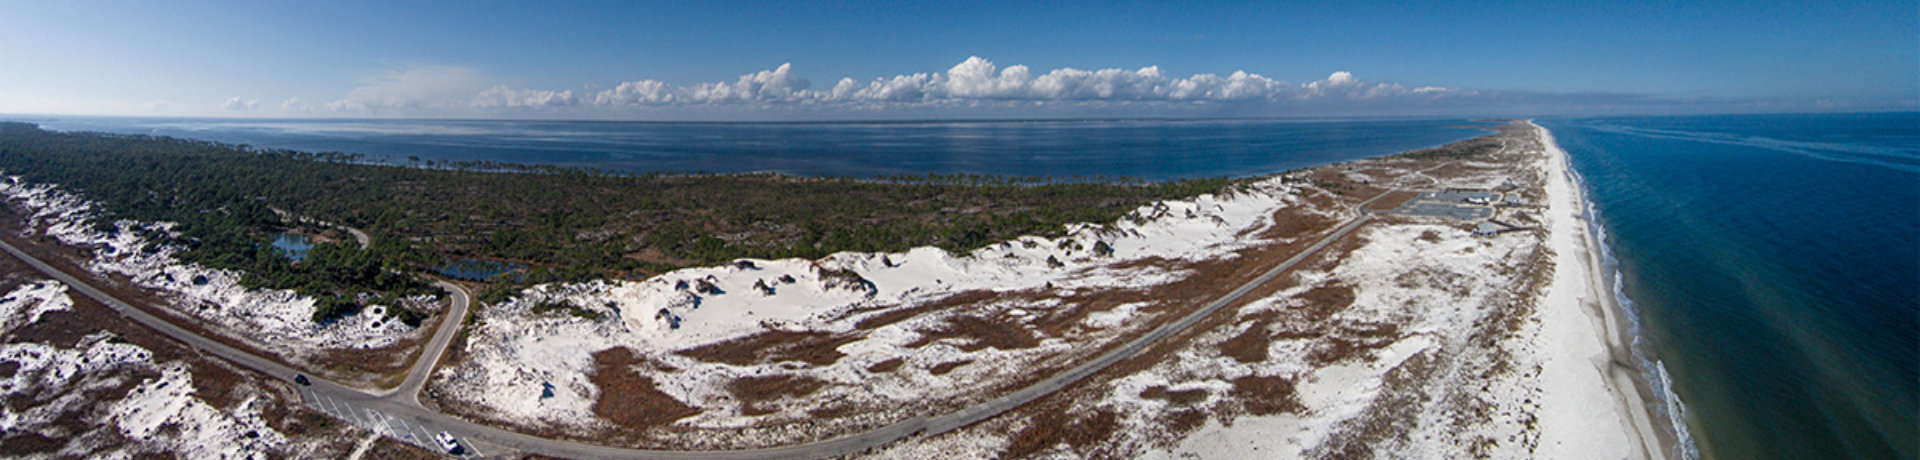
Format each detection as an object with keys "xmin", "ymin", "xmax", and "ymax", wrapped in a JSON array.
[
  {"xmin": 1, "ymin": 189, "xmax": 1392, "ymax": 459},
  {"xmin": 370, "ymin": 280, "xmax": 469, "ymax": 407}
]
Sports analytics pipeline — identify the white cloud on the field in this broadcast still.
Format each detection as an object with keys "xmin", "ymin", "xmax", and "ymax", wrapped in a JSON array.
[
  {"xmin": 281, "ymin": 98, "xmax": 311, "ymax": 112},
  {"xmin": 326, "ymin": 65, "xmax": 490, "ymax": 112},
  {"xmin": 687, "ymin": 62, "xmax": 813, "ymax": 103},
  {"xmin": 595, "ymin": 80, "xmax": 680, "ymax": 105},
  {"xmin": 320, "ymin": 57, "xmax": 1483, "ymax": 116},
  {"xmin": 583, "ymin": 57, "xmax": 1467, "ymax": 108},
  {"xmin": 472, "ymin": 85, "xmax": 578, "ymax": 108},
  {"xmin": 220, "ymin": 97, "xmax": 258, "ymax": 111}
]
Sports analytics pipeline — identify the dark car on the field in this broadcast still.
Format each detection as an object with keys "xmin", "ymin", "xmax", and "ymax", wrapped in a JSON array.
[{"xmin": 294, "ymin": 374, "xmax": 311, "ymax": 386}]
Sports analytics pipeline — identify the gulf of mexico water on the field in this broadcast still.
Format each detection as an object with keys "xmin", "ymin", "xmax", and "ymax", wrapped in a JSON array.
[
  {"xmin": 1541, "ymin": 113, "xmax": 1918, "ymax": 460},
  {"xmin": 19, "ymin": 116, "xmax": 1489, "ymax": 181}
]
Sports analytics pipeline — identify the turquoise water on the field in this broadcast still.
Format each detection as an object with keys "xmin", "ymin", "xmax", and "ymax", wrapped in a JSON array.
[{"xmin": 1543, "ymin": 113, "xmax": 1918, "ymax": 459}]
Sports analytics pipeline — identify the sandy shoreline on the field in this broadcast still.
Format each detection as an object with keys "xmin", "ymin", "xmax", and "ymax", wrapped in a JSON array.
[{"xmin": 1532, "ymin": 120, "xmax": 1675, "ymax": 460}]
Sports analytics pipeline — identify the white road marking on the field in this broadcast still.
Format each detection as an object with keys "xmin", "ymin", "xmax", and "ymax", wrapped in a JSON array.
[
  {"xmin": 317, "ymin": 393, "xmax": 342, "ymax": 418},
  {"xmin": 393, "ymin": 416, "xmax": 418, "ymax": 441},
  {"xmin": 370, "ymin": 409, "xmax": 398, "ymax": 438}
]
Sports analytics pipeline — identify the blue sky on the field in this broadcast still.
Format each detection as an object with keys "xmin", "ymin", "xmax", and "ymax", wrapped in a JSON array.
[{"xmin": 1, "ymin": 0, "xmax": 1912, "ymax": 119}]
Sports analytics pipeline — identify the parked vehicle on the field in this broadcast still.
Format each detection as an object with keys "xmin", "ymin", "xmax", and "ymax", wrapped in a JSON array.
[
  {"xmin": 436, "ymin": 431, "xmax": 465, "ymax": 455},
  {"xmin": 293, "ymin": 374, "xmax": 310, "ymax": 386}
]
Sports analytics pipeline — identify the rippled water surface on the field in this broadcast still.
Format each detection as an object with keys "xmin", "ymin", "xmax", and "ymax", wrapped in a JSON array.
[{"xmin": 1544, "ymin": 113, "xmax": 1918, "ymax": 460}]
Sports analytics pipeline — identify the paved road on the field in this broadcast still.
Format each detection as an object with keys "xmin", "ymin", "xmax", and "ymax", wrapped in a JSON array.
[
  {"xmin": 1, "ymin": 188, "xmax": 1394, "ymax": 459},
  {"xmin": 370, "ymin": 280, "xmax": 469, "ymax": 407}
]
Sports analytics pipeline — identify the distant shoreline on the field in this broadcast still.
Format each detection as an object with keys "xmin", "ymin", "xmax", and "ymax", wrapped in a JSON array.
[{"xmin": 15, "ymin": 116, "xmax": 1492, "ymax": 182}]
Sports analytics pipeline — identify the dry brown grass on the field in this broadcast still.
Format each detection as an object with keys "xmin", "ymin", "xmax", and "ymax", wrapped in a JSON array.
[
  {"xmin": 1139, "ymin": 385, "xmax": 1210, "ymax": 406},
  {"xmin": 677, "ymin": 330, "xmax": 860, "ymax": 366},
  {"xmin": 1233, "ymin": 375, "xmax": 1303, "ymax": 416},
  {"xmin": 907, "ymin": 315, "xmax": 1040, "ymax": 351},
  {"xmin": 850, "ymin": 289, "xmax": 1006, "ymax": 329},
  {"xmin": 1308, "ymin": 350, "xmax": 1437, "ymax": 460},
  {"xmin": 307, "ymin": 334, "xmax": 423, "ymax": 387},
  {"xmin": 1004, "ymin": 405, "xmax": 1121, "ymax": 459},
  {"xmin": 1365, "ymin": 191, "xmax": 1418, "ymax": 212},
  {"xmin": 1305, "ymin": 321, "xmax": 1404, "ymax": 367},
  {"xmin": 589, "ymin": 347, "xmax": 697, "ymax": 429},
  {"xmin": 865, "ymin": 358, "xmax": 904, "ymax": 373},
  {"xmin": 1218, "ymin": 313, "xmax": 1278, "ymax": 363},
  {"xmin": 1262, "ymin": 206, "xmax": 1337, "ymax": 240},
  {"xmin": 728, "ymin": 373, "xmax": 828, "ymax": 416},
  {"xmin": 928, "ymin": 359, "xmax": 973, "ymax": 376}
]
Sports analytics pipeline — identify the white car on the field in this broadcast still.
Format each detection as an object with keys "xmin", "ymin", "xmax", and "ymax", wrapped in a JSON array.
[{"xmin": 435, "ymin": 431, "xmax": 464, "ymax": 454}]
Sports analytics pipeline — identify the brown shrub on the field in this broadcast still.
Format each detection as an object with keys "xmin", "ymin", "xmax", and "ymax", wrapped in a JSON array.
[
  {"xmin": 1305, "ymin": 321, "xmax": 1403, "ymax": 366},
  {"xmin": 1297, "ymin": 283, "xmax": 1356, "ymax": 322},
  {"xmin": 852, "ymin": 290, "xmax": 1002, "ymax": 329},
  {"xmin": 1365, "ymin": 191, "xmax": 1418, "ymax": 212},
  {"xmin": 1263, "ymin": 208, "xmax": 1336, "ymax": 240},
  {"xmin": 1218, "ymin": 319, "xmax": 1274, "ymax": 363},
  {"xmin": 1167, "ymin": 408, "xmax": 1210, "ymax": 434},
  {"xmin": 678, "ymin": 330, "xmax": 858, "ymax": 366},
  {"xmin": 728, "ymin": 373, "xmax": 827, "ymax": 416},
  {"xmin": 0, "ymin": 432, "xmax": 66, "ymax": 457},
  {"xmin": 589, "ymin": 348, "xmax": 697, "ymax": 429},
  {"xmin": 928, "ymin": 360, "xmax": 972, "ymax": 376},
  {"xmin": 1139, "ymin": 385, "xmax": 1210, "ymax": 406},
  {"xmin": 908, "ymin": 315, "xmax": 1039, "ymax": 351},
  {"xmin": 1005, "ymin": 406, "xmax": 1121, "ymax": 459},
  {"xmin": 807, "ymin": 403, "xmax": 858, "ymax": 420},
  {"xmin": 1233, "ymin": 375, "xmax": 1302, "ymax": 415},
  {"xmin": 865, "ymin": 358, "xmax": 904, "ymax": 373}
]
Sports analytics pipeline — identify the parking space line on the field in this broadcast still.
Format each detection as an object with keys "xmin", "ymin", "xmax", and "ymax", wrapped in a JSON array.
[
  {"xmin": 392, "ymin": 416, "xmax": 417, "ymax": 442},
  {"xmin": 326, "ymin": 395, "xmax": 352, "ymax": 423},
  {"xmin": 368, "ymin": 408, "xmax": 393, "ymax": 437},
  {"xmin": 359, "ymin": 407, "xmax": 378, "ymax": 433},
  {"xmin": 334, "ymin": 397, "xmax": 365, "ymax": 427},
  {"xmin": 315, "ymin": 393, "xmax": 338, "ymax": 417},
  {"xmin": 413, "ymin": 424, "xmax": 437, "ymax": 450},
  {"xmin": 352, "ymin": 405, "xmax": 374, "ymax": 429}
]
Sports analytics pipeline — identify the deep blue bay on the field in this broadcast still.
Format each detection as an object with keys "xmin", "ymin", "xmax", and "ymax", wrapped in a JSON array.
[
  {"xmin": 1543, "ymin": 113, "xmax": 1918, "ymax": 460},
  {"xmin": 25, "ymin": 117, "xmax": 1490, "ymax": 181}
]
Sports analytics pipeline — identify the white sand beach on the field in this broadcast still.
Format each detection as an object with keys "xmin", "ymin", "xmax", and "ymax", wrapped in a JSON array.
[{"xmin": 1532, "ymin": 120, "xmax": 1669, "ymax": 460}]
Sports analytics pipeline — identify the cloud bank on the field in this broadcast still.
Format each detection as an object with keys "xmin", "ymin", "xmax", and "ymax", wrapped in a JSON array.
[
  {"xmin": 220, "ymin": 97, "xmax": 258, "ymax": 111},
  {"xmin": 309, "ymin": 57, "xmax": 1584, "ymax": 118},
  {"xmin": 569, "ymin": 57, "xmax": 1474, "ymax": 109},
  {"xmin": 325, "ymin": 65, "xmax": 492, "ymax": 112}
]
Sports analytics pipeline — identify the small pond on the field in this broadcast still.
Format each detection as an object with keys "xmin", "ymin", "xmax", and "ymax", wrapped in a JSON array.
[{"xmin": 271, "ymin": 233, "xmax": 314, "ymax": 261}]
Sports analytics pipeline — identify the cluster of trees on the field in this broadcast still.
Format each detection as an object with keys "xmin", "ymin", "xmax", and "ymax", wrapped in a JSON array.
[
  {"xmin": 0, "ymin": 122, "xmax": 1239, "ymax": 321},
  {"xmin": 0, "ymin": 124, "xmax": 441, "ymax": 324}
]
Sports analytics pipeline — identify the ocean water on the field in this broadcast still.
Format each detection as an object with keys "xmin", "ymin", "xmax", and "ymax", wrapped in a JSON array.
[
  {"xmin": 1542, "ymin": 113, "xmax": 1918, "ymax": 460},
  {"xmin": 19, "ymin": 116, "xmax": 1488, "ymax": 181}
]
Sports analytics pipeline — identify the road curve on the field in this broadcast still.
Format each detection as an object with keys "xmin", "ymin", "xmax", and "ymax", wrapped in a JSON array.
[
  {"xmin": 370, "ymin": 280, "xmax": 470, "ymax": 406},
  {"xmin": 1, "ymin": 191, "xmax": 1390, "ymax": 459}
]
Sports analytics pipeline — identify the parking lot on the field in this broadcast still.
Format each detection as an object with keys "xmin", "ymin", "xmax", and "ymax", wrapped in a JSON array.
[
  {"xmin": 298, "ymin": 387, "xmax": 485, "ymax": 457},
  {"xmin": 1383, "ymin": 190, "xmax": 1502, "ymax": 220},
  {"xmin": 1392, "ymin": 200, "xmax": 1495, "ymax": 220}
]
